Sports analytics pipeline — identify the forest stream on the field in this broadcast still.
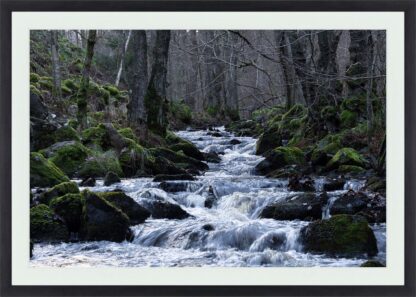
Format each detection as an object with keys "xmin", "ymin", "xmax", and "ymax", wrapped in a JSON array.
[{"xmin": 30, "ymin": 127, "xmax": 386, "ymax": 267}]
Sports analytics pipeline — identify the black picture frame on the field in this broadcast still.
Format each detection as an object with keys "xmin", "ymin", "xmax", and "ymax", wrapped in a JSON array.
[{"xmin": 1, "ymin": 0, "xmax": 415, "ymax": 296}]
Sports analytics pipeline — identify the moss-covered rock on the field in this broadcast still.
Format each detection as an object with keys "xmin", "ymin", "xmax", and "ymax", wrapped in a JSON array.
[
  {"xmin": 326, "ymin": 148, "xmax": 367, "ymax": 171},
  {"xmin": 260, "ymin": 193, "xmax": 324, "ymax": 220},
  {"xmin": 338, "ymin": 165, "xmax": 365, "ymax": 174},
  {"xmin": 103, "ymin": 84, "xmax": 120, "ymax": 96},
  {"xmin": 46, "ymin": 141, "xmax": 90, "ymax": 176},
  {"xmin": 360, "ymin": 260, "xmax": 385, "ymax": 267},
  {"xmin": 118, "ymin": 140, "xmax": 148, "ymax": 177},
  {"xmin": 168, "ymin": 142, "xmax": 204, "ymax": 160},
  {"xmin": 30, "ymin": 72, "xmax": 40, "ymax": 83},
  {"xmin": 340, "ymin": 110, "xmax": 358, "ymax": 128},
  {"xmin": 30, "ymin": 152, "xmax": 69, "ymax": 187},
  {"xmin": 78, "ymin": 150, "xmax": 123, "ymax": 178},
  {"xmin": 30, "ymin": 204, "xmax": 68, "ymax": 242},
  {"xmin": 146, "ymin": 156, "xmax": 187, "ymax": 176},
  {"xmin": 82, "ymin": 123, "xmax": 128, "ymax": 152},
  {"xmin": 103, "ymin": 171, "xmax": 121, "ymax": 186},
  {"xmin": 38, "ymin": 181, "xmax": 79, "ymax": 205},
  {"xmin": 149, "ymin": 147, "xmax": 208, "ymax": 172},
  {"xmin": 81, "ymin": 191, "xmax": 131, "ymax": 242},
  {"xmin": 255, "ymin": 147, "xmax": 305, "ymax": 175},
  {"xmin": 99, "ymin": 192, "xmax": 150, "ymax": 225},
  {"xmin": 118, "ymin": 127, "xmax": 138, "ymax": 142},
  {"xmin": 256, "ymin": 128, "xmax": 282, "ymax": 155},
  {"xmin": 63, "ymin": 78, "xmax": 79, "ymax": 91},
  {"xmin": 300, "ymin": 214, "xmax": 378, "ymax": 257},
  {"xmin": 50, "ymin": 193, "xmax": 84, "ymax": 233}
]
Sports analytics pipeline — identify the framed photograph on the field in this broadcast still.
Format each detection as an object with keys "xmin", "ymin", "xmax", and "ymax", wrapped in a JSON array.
[{"xmin": 1, "ymin": 0, "xmax": 415, "ymax": 296}]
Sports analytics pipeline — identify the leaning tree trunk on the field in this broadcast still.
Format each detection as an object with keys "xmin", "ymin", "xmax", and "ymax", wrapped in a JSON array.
[
  {"xmin": 145, "ymin": 30, "xmax": 171, "ymax": 136},
  {"xmin": 127, "ymin": 30, "xmax": 148, "ymax": 127},
  {"xmin": 50, "ymin": 30, "xmax": 62, "ymax": 100},
  {"xmin": 77, "ymin": 30, "xmax": 97, "ymax": 130},
  {"xmin": 115, "ymin": 30, "xmax": 132, "ymax": 87}
]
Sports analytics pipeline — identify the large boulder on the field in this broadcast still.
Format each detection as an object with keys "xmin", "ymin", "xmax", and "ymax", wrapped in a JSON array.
[
  {"xmin": 82, "ymin": 191, "xmax": 131, "ymax": 242},
  {"xmin": 49, "ymin": 193, "xmax": 84, "ymax": 233},
  {"xmin": 260, "ymin": 193, "xmax": 325, "ymax": 220},
  {"xmin": 255, "ymin": 147, "xmax": 305, "ymax": 175},
  {"xmin": 169, "ymin": 142, "xmax": 204, "ymax": 161},
  {"xmin": 149, "ymin": 148, "xmax": 208, "ymax": 172},
  {"xmin": 330, "ymin": 190, "xmax": 368, "ymax": 215},
  {"xmin": 42, "ymin": 141, "xmax": 90, "ymax": 177},
  {"xmin": 256, "ymin": 128, "xmax": 282, "ymax": 155},
  {"xmin": 104, "ymin": 171, "xmax": 121, "ymax": 186},
  {"xmin": 78, "ymin": 150, "xmax": 123, "ymax": 178},
  {"xmin": 30, "ymin": 204, "xmax": 68, "ymax": 243},
  {"xmin": 82, "ymin": 123, "xmax": 128, "ymax": 152},
  {"xmin": 99, "ymin": 192, "xmax": 150, "ymax": 225},
  {"xmin": 118, "ymin": 140, "xmax": 148, "ymax": 177},
  {"xmin": 326, "ymin": 148, "xmax": 367, "ymax": 171},
  {"xmin": 30, "ymin": 117, "xmax": 60, "ymax": 152},
  {"xmin": 38, "ymin": 181, "xmax": 79, "ymax": 205},
  {"xmin": 154, "ymin": 174, "xmax": 195, "ymax": 182},
  {"xmin": 30, "ymin": 152, "xmax": 69, "ymax": 187},
  {"xmin": 146, "ymin": 156, "xmax": 187, "ymax": 176},
  {"xmin": 300, "ymin": 214, "xmax": 378, "ymax": 257}
]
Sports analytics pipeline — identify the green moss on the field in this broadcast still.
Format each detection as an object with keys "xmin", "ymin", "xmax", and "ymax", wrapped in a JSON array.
[
  {"xmin": 54, "ymin": 126, "xmax": 80, "ymax": 142},
  {"xmin": 360, "ymin": 260, "xmax": 385, "ymax": 267},
  {"xmin": 82, "ymin": 124, "xmax": 107, "ymax": 149},
  {"xmin": 30, "ymin": 84, "xmax": 42, "ymax": 96},
  {"xmin": 104, "ymin": 85, "xmax": 120, "ymax": 96},
  {"xmin": 48, "ymin": 142, "xmax": 90, "ymax": 176},
  {"xmin": 118, "ymin": 128, "xmax": 138, "ymax": 142},
  {"xmin": 168, "ymin": 142, "xmax": 203, "ymax": 160},
  {"xmin": 30, "ymin": 152, "xmax": 69, "ymax": 187},
  {"xmin": 340, "ymin": 110, "xmax": 358, "ymax": 128},
  {"xmin": 99, "ymin": 88, "xmax": 110, "ymax": 105},
  {"xmin": 38, "ymin": 181, "xmax": 80, "ymax": 205},
  {"xmin": 119, "ymin": 140, "xmax": 147, "ymax": 177},
  {"xmin": 39, "ymin": 78, "xmax": 53, "ymax": 90},
  {"xmin": 326, "ymin": 148, "xmax": 367, "ymax": 170},
  {"xmin": 170, "ymin": 100, "xmax": 192, "ymax": 124},
  {"xmin": 341, "ymin": 96, "xmax": 366, "ymax": 113},
  {"xmin": 61, "ymin": 85, "xmax": 72, "ymax": 94},
  {"xmin": 273, "ymin": 147, "xmax": 305, "ymax": 165},
  {"xmin": 30, "ymin": 204, "xmax": 68, "ymax": 242},
  {"xmin": 50, "ymin": 193, "xmax": 84, "ymax": 232},
  {"xmin": 78, "ymin": 150, "xmax": 122, "ymax": 178},
  {"xmin": 67, "ymin": 119, "xmax": 78, "ymax": 130},
  {"xmin": 30, "ymin": 72, "xmax": 40, "ymax": 83},
  {"xmin": 320, "ymin": 106, "xmax": 337, "ymax": 121},
  {"xmin": 87, "ymin": 112, "xmax": 105, "ymax": 127},
  {"xmin": 338, "ymin": 165, "xmax": 365, "ymax": 174},
  {"xmin": 301, "ymin": 214, "xmax": 378, "ymax": 257},
  {"xmin": 62, "ymin": 79, "xmax": 79, "ymax": 91},
  {"xmin": 207, "ymin": 106, "xmax": 219, "ymax": 117}
]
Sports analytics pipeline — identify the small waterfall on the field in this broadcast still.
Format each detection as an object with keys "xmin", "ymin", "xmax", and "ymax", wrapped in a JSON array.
[{"xmin": 30, "ymin": 127, "xmax": 386, "ymax": 268}]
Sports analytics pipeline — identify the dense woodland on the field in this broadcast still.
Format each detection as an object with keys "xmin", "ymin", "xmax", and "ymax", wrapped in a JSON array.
[{"xmin": 30, "ymin": 30, "xmax": 386, "ymax": 265}]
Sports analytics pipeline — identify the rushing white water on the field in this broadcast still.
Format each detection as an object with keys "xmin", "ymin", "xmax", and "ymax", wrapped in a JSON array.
[{"xmin": 31, "ymin": 127, "xmax": 386, "ymax": 267}]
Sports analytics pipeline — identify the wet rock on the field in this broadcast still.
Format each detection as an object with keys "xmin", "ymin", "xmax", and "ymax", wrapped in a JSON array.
[
  {"xmin": 355, "ymin": 194, "xmax": 386, "ymax": 223},
  {"xmin": 159, "ymin": 181, "xmax": 190, "ymax": 192},
  {"xmin": 30, "ymin": 204, "xmax": 68, "ymax": 243},
  {"xmin": 30, "ymin": 152, "xmax": 69, "ymax": 188},
  {"xmin": 365, "ymin": 176, "xmax": 386, "ymax": 194},
  {"xmin": 104, "ymin": 171, "xmax": 121, "ymax": 186},
  {"xmin": 149, "ymin": 147, "xmax": 208, "ymax": 172},
  {"xmin": 300, "ymin": 214, "xmax": 378, "ymax": 257},
  {"xmin": 169, "ymin": 142, "xmax": 204, "ymax": 160},
  {"xmin": 203, "ymin": 152, "xmax": 221, "ymax": 163},
  {"xmin": 204, "ymin": 186, "xmax": 218, "ymax": 208},
  {"xmin": 330, "ymin": 190, "xmax": 368, "ymax": 215},
  {"xmin": 154, "ymin": 174, "xmax": 195, "ymax": 182},
  {"xmin": 147, "ymin": 156, "xmax": 187, "ymax": 176},
  {"xmin": 323, "ymin": 178, "xmax": 345, "ymax": 191},
  {"xmin": 49, "ymin": 193, "xmax": 84, "ymax": 233},
  {"xmin": 143, "ymin": 200, "xmax": 191, "ymax": 220},
  {"xmin": 288, "ymin": 175, "xmax": 315, "ymax": 192},
  {"xmin": 255, "ymin": 147, "xmax": 305, "ymax": 175},
  {"xmin": 208, "ymin": 132, "xmax": 223, "ymax": 137},
  {"xmin": 99, "ymin": 192, "xmax": 150, "ymax": 225},
  {"xmin": 360, "ymin": 260, "xmax": 385, "ymax": 267},
  {"xmin": 260, "ymin": 193, "xmax": 323, "ymax": 220},
  {"xmin": 230, "ymin": 139, "xmax": 241, "ymax": 145},
  {"xmin": 255, "ymin": 128, "xmax": 282, "ymax": 155},
  {"xmin": 82, "ymin": 191, "xmax": 131, "ymax": 242},
  {"xmin": 202, "ymin": 224, "xmax": 215, "ymax": 231},
  {"xmin": 80, "ymin": 177, "xmax": 96, "ymax": 187},
  {"xmin": 38, "ymin": 181, "xmax": 79, "ymax": 205},
  {"xmin": 30, "ymin": 117, "xmax": 60, "ymax": 151}
]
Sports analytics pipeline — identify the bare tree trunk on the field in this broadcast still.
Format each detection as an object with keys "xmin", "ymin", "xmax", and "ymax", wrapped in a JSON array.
[
  {"xmin": 273, "ymin": 31, "xmax": 288, "ymax": 105},
  {"xmin": 145, "ymin": 30, "xmax": 171, "ymax": 136},
  {"xmin": 50, "ymin": 30, "xmax": 62, "ymax": 100},
  {"xmin": 224, "ymin": 31, "xmax": 239, "ymax": 120},
  {"xmin": 77, "ymin": 30, "xmax": 97, "ymax": 130},
  {"xmin": 366, "ymin": 32, "xmax": 375, "ymax": 145},
  {"xmin": 115, "ymin": 30, "xmax": 132, "ymax": 86},
  {"xmin": 127, "ymin": 30, "xmax": 148, "ymax": 127}
]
